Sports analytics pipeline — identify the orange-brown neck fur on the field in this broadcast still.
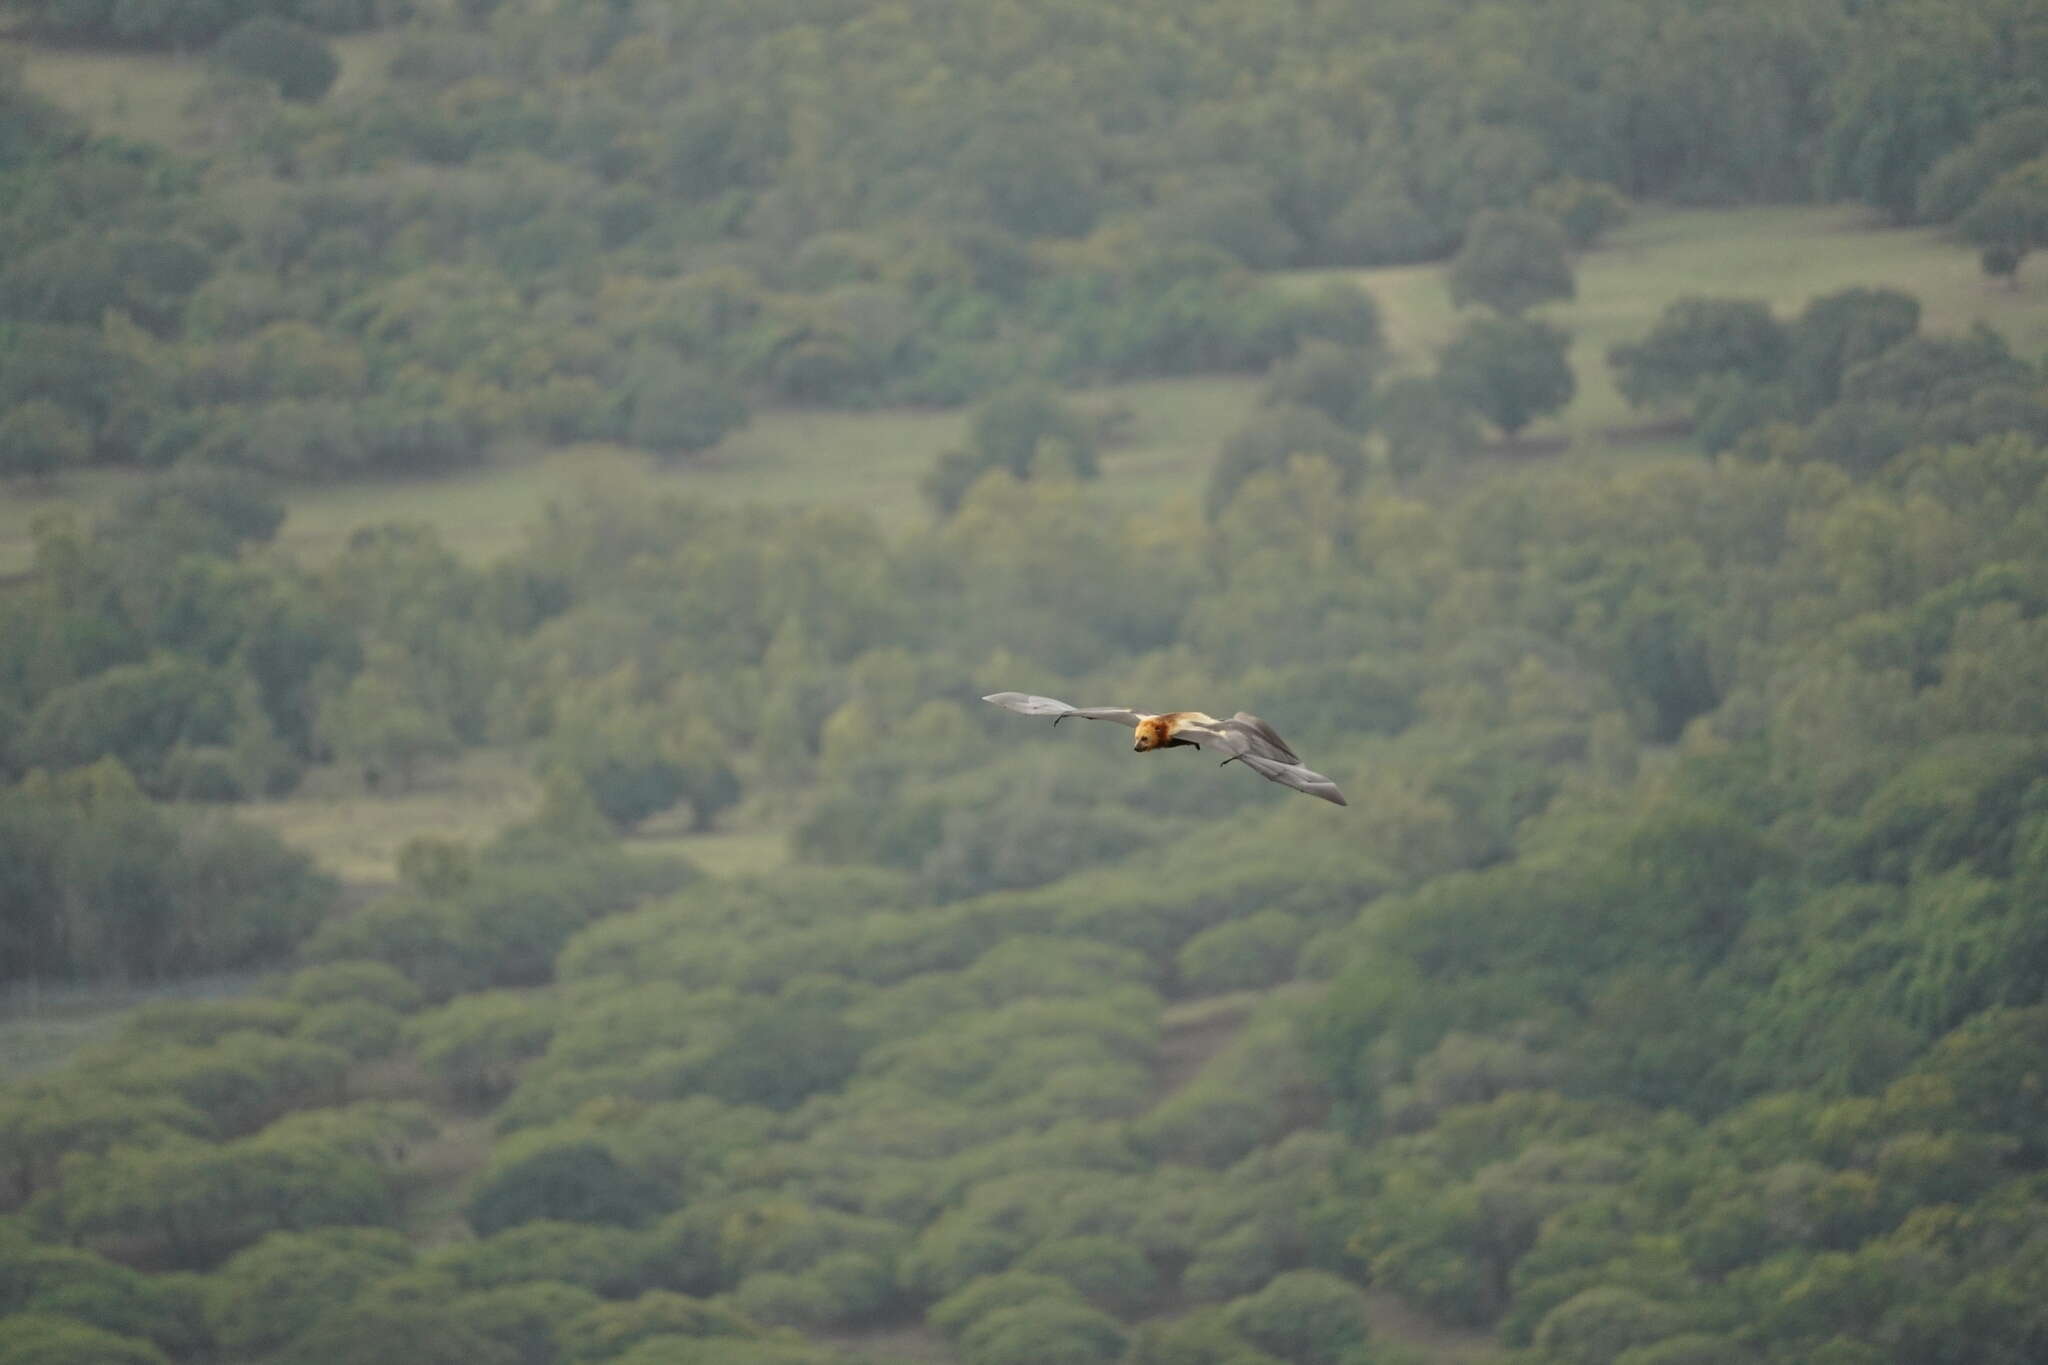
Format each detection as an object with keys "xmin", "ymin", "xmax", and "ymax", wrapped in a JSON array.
[{"xmin": 1133, "ymin": 714, "xmax": 1198, "ymax": 752}]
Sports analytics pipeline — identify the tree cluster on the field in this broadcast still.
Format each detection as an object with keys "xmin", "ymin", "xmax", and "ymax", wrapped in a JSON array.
[
  {"xmin": 1609, "ymin": 287, "xmax": 2048, "ymax": 461},
  {"xmin": 5, "ymin": 0, "xmax": 2018, "ymax": 490}
]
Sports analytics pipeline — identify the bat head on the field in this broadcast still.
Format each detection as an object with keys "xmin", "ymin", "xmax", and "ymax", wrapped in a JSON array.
[{"xmin": 1133, "ymin": 717, "xmax": 1172, "ymax": 752}]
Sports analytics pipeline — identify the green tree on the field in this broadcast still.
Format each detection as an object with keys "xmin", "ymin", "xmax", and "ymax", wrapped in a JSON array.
[
  {"xmin": 624, "ymin": 349, "xmax": 749, "ymax": 456},
  {"xmin": 215, "ymin": 18, "xmax": 340, "ymax": 102},
  {"xmin": 0, "ymin": 1236, "xmax": 206, "ymax": 1357},
  {"xmin": 466, "ymin": 1141, "xmax": 670, "ymax": 1237},
  {"xmin": 926, "ymin": 383, "xmax": 1101, "ymax": 516},
  {"xmin": 315, "ymin": 647, "xmax": 461, "ymax": 791},
  {"xmin": 55, "ymin": 1121, "xmax": 390, "ymax": 1267},
  {"xmin": 1260, "ymin": 341, "xmax": 1380, "ymax": 433},
  {"xmin": 558, "ymin": 1290, "xmax": 761, "ymax": 1360},
  {"xmin": 1532, "ymin": 177, "xmax": 1632, "ymax": 249},
  {"xmin": 0, "ymin": 401, "xmax": 91, "ymax": 481},
  {"xmin": 1840, "ymin": 325, "xmax": 2029, "ymax": 411},
  {"xmin": 283, "ymin": 961, "xmax": 423, "ymax": 1014},
  {"xmin": 450, "ymin": 1281, "xmax": 602, "ymax": 1365},
  {"xmin": 1439, "ymin": 315, "xmax": 1576, "ymax": 438},
  {"xmin": 1447, "ymin": 208, "xmax": 1576, "ymax": 315},
  {"xmin": 1376, "ymin": 374, "xmax": 1482, "ymax": 476},
  {"xmin": 0, "ymin": 1315, "xmax": 169, "ymax": 1365},
  {"xmin": 273, "ymin": 1302, "xmax": 518, "ymax": 1365},
  {"xmin": 1531, "ymin": 1286, "xmax": 1684, "ymax": 1365},
  {"xmin": 1960, "ymin": 158, "xmax": 2048, "ymax": 285},
  {"xmin": 958, "ymin": 1298, "xmax": 1129, "ymax": 1365},
  {"xmin": 406, "ymin": 991, "xmax": 556, "ymax": 1107},
  {"xmin": 1224, "ymin": 1271, "xmax": 1372, "ymax": 1365},
  {"xmin": 1786, "ymin": 288, "xmax": 1922, "ymax": 412},
  {"xmin": 1016, "ymin": 1235, "xmax": 1159, "ymax": 1316},
  {"xmin": 203, "ymin": 1228, "xmax": 414, "ymax": 1358},
  {"xmin": 1609, "ymin": 298, "xmax": 1789, "ymax": 409},
  {"xmin": 929, "ymin": 1273, "xmax": 1085, "ymax": 1343},
  {"xmin": 1916, "ymin": 108, "xmax": 2048, "ymax": 222},
  {"xmin": 1178, "ymin": 911, "xmax": 1311, "ymax": 994},
  {"xmin": 1819, "ymin": 11, "xmax": 1993, "ymax": 223},
  {"xmin": 12, "ymin": 654, "xmax": 239, "ymax": 794},
  {"xmin": 1206, "ymin": 405, "xmax": 1366, "ymax": 519}
]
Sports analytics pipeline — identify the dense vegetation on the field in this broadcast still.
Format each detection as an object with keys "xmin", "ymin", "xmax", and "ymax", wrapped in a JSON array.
[
  {"xmin": 4, "ymin": 0, "xmax": 2047, "ymax": 482},
  {"xmin": 7, "ymin": 0, "xmax": 2048, "ymax": 1362},
  {"xmin": 8, "ymin": 287, "xmax": 2048, "ymax": 1358}
]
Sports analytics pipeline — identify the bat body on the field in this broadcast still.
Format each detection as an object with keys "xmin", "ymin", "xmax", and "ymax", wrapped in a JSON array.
[{"xmin": 982, "ymin": 692, "xmax": 1347, "ymax": 805}]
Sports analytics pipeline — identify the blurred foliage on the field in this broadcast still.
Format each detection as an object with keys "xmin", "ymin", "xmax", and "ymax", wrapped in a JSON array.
[{"xmin": 2, "ymin": 3, "xmax": 2048, "ymax": 1364}]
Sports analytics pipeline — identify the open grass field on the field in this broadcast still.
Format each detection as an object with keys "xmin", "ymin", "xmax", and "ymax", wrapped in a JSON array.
[
  {"xmin": 4, "ymin": 203, "xmax": 2037, "ymax": 575},
  {"xmin": 1307, "ymin": 202, "xmax": 2048, "ymax": 445},
  {"xmin": 0, "ymin": 28, "xmax": 396, "ymax": 150},
  {"xmin": 225, "ymin": 743, "xmax": 793, "ymax": 888},
  {"xmin": 228, "ymin": 748, "xmax": 545, "ymax": 887}
]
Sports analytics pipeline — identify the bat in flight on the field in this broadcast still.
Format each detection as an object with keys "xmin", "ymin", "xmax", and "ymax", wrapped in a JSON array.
[{"xmin": 982, "ymin": 692, "xmax": 1347, "ymax": 805}]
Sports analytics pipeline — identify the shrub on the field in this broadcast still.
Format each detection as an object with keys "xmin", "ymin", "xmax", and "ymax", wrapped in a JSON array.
[
  {"xmin": 625, "ymin": 352, "xmax": 748, "ymax": 455},
  {"xmin": 1206, "ymin": 406, "xmax": 1365, "ymax": 520},
  {"xmin": 466, "ymin": 1141, "xmax": 670, "ymax": 1237},
  {"xmin": 294, "ymin": 1001, "xmax": 404, "ymax": 1060},
  {"xmin": 203, "ymin": 1228, "xmax": 413, "ymax": 1358},
  {"xmin": 0, "ymin": 401, "xmax": 91, "ymax": 480},
  {"xmin": 1016, "ymin": 1235, "xmax": 1159, "ymax": 1315},
  {"xmin": 1532, "ymin": 177, "xmax": 1631, "ymax": 248},
  {"xmin": 958, "ymin": 1299, "xmax": 1128, "ymax": 1365},
  {"xmin": 214, "ymin": 19, "xmax": 340, "ymax": 103},
  {"xmin": 0, "ymin": 1315, "xmax": 169, "ymax": 1365},
  {"xmin": 1609, "ymin": 298, "xmax": 1788, "ymax": 409},
  {"xmin": 1177, "ymin": 912, "xmax": 1312, "ymax": 994},
  {"xmin": 1447, "ymin": 207, "xmax": 1576, "ymax": 315},
  {"xmin": 1439, "ymin": 315, "xmax": 1575, "ymax": 437},
  {"xmin": 1533, "ymin": 1287, "xmax": 1685, "ymax": 1365},
  {"xmin": 1261, "ymin": 342, "xmax": 1379, "ymax": 432},
  {"xmin": 406, "ymin": 991, "xmax": 557, "ymax": 1107},
  {"xmin": 929, "ymin": 1272, "xmax": 1084, "ymax": 1342},
  {"xmin": 1224, "ymin": 1271, "xmax": 1372, "ymax": 1365}
]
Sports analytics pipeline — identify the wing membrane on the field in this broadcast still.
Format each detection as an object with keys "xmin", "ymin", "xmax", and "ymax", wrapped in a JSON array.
[
  {"xmin": 982, "ymin": 693, "xmax": 1146, "ymax": 727},
  {"xmin": 1234, "ymin": 752, "xmax": 1348, "ymax": 806},
  {"xmin": 984, "ymin": 691, "xmax": 1343, "ymax": 805}
]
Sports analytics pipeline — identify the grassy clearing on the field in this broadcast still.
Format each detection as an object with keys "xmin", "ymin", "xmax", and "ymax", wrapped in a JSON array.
[
  {"xmin": 227, "ymin": 743, "xmax": 793, "ymax": 886},
  {"xmin": 0, "ymin": 373, "xmax": 1260, "ymax": 573},
  {"xmin": 0, "ymin": 26, "xmax": 398, "ymax": 151},
  {"xmin": 628, "ymin": 825, "xmax": 790, "ymax": 882},
  {"xmin": 0, "ymin": 37, "xmax": 212, "ymax": 147},
  {"xmin": 230, "ymin": 748, "xmax": 544, "ymax": 887},
  {"xmin": 1305, "ymin": 202, "xmax": 2048, "ymax": 442},
  {"xmin": 1, "ymin": 207, "xmax": 2032, "ymax": 575}
]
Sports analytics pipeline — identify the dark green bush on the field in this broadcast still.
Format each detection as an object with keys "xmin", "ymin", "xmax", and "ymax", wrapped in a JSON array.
[{"xmin": 214, "ymin": 18, "xmax": 340, "ymax": 102}]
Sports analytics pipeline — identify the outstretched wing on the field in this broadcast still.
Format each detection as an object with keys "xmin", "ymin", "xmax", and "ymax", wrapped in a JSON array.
[
  {"xmin": 1169, "ymin": 711, "xmax": 1301, "ymax": 764},
  {"xmin": 1173, "ymin": 711, "xmax": 1345, "ymax": 805},
  {"xmin": 982, "ymin": 692, "xmax": 1147, "ymax": 727},
  {"xmin": 1223, "ymin": 711, "xmax": 1301, "ymax": 764},
  {"xmin": 1233, "ymin": 752, "xmax": 1348, "ymax": 806}
]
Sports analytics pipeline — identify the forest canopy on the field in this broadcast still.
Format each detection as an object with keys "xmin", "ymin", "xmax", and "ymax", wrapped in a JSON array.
[
  {"xmin": 6, "ymin": 1, "xmax": 2048, "ymax": 1364},
  {"xmin": 4, "ymin": 0, "xmax": 2045, "ymax": 481}
]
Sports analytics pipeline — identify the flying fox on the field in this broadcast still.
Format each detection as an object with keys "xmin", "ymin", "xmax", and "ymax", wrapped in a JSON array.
[{"xmin": 982, "ymin": 692, "xmax": 1347, "ymax": 805}]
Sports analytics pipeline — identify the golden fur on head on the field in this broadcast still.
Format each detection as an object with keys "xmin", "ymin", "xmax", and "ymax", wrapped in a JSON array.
[{"xmin": 1132, "ymin": 716, "xmax": 1175, "ymax": 751}]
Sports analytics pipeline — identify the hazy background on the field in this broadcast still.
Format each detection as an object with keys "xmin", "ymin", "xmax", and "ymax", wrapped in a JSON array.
[{"xmin": 2, "ymin": 0, "xmax": 2047, "ymax": 1362}]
